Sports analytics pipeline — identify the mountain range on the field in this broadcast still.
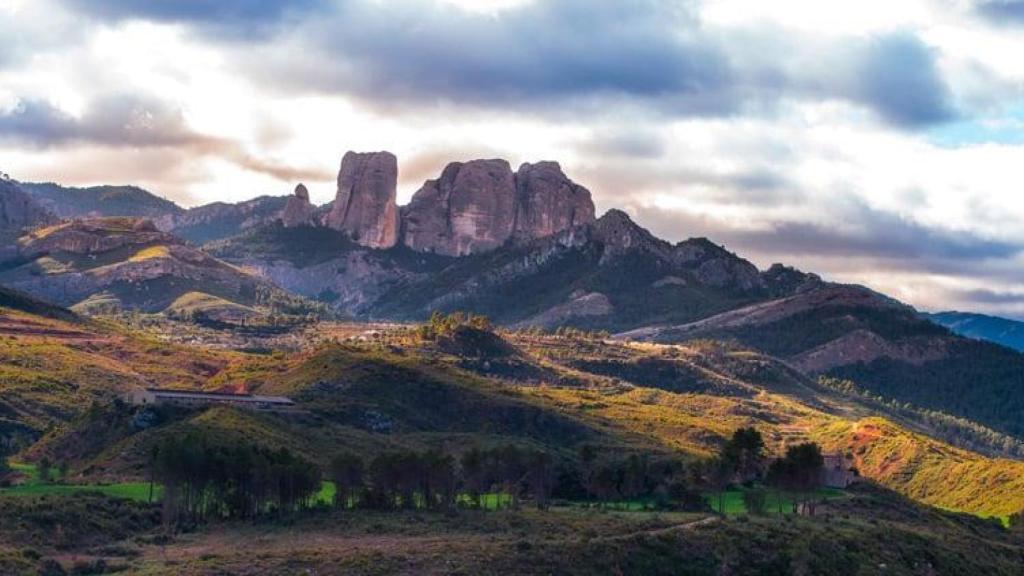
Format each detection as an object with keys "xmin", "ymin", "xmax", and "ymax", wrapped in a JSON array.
[
  {"xmin": 5, "ymin": 152, "xmax": 1024, "ymax": 573},
  {"xmin": 3, "ymin": 152, "xmax": 1024, "ymax": 442}
]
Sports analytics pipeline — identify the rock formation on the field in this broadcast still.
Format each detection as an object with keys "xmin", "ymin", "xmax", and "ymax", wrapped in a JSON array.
[
  {"xmin": 513, "ymin": 161, "xmax": 595, "ymax": 239},
  {"xmin": 325, "ymin": 151, "xmax": 399, "ymax": 248},
  {"xmin": 281, "ymin": 184, "xmax": 315, "ymax": 227},
  {"xmin": 400, "ymin": 159, "xmax": 595, "ymax": 256},
  {"xmin": 401, "ymin": 159, "xmax": 518, "ymax": 256}
]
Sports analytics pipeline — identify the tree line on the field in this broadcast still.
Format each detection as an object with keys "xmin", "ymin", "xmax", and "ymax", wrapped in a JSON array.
[
  {"xmin": 151, "ymin": 434, "xmax": 322, "ymax": 530},
  {"xmin": 149, "ymin": 428, "xmax": 838, "ymax": 529},
  {"xmin": 705, "ymin": 427, "xmax": 831, "ymax": 516}
]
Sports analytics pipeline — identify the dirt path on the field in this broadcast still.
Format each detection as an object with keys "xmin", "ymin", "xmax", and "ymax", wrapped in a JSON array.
[{"xmin": 596, "ymin": 515, "xmax": 719, "ymax": 542}]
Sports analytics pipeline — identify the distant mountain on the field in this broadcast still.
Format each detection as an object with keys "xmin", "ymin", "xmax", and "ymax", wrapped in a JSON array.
[
  {"xmin": 372, "ymin": 209, "xmax": 790, "ymax": 328},
  {"xmin": 926, "ymin": 311, "xmax": 1024, "ymax": 352},
  {"xmin": 18, "ymin": 181, "xmax": 183, "ymax": 219},
  {"xmin": 210, "ymin": 209, "xmax": 790, "ymax": 328},
  {"xmin": 17, "ymin": 180, "xmax": 294, "ymax": 245},
  {"xmin": 620, "ymin": 280, "xmax": 1024, "ymax": 439},
  {"xmin": 158, "ymin": 195, "xmax": 289, "ymax": 244},
  {"xmin": 0, "ymin": 217, "xmax": 310, "ymax": 315}
]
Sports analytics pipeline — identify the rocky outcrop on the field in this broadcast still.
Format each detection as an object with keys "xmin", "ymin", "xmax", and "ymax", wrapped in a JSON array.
[
  {"xmin": 400, "ymin": 159, "xmax": 595, "ymax": 257},
  {"xmin": 325, "ymin": 151, "xmax": 399, "ymax": 248},
  {"xmin": 281, "ymin": 184, "xmax": 316, "ymax": 228},
  {"xmin": 401, "ymin": 159, "xmax": 518, "ymax": 256},
  {"xmin": 18, "ymin": 218, "xmax": 173, "ymax": 258},
  {"xmin": 513, "ymin": 162, "xmax": 595, "ymax": 239},
  {"xmin": 0, "ymin": 216, "xmax": 286, "ymax": 313}
]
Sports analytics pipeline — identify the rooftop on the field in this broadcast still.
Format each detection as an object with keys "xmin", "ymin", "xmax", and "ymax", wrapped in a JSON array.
[{"xmin": 144, "ymin": 388, "xmax": 294, "ymax": 405}]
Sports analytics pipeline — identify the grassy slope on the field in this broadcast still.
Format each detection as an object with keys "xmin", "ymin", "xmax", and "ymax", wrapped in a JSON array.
[
  {"xmin": 812, "ymin": 417, "xmax": 1024, "ymax": 518},
  {"xmin": 0, "ymin": 305, "xmax": 241, "ymax": 435},
  {"xmin": 28, "ymin": 329, "xmax": 1024, "ymax": 521},
  {"xmin": 162, "ymin": 291, "xmax": 259, "ymax": 319}
]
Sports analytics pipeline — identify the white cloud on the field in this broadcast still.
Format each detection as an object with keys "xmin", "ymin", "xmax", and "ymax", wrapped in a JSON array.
[{"xmin": 1, "ymin": 0, "xmax": 1023, "ymax": 315}]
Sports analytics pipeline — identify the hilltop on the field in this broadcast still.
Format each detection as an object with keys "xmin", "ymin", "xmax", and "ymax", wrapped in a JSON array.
[{"xmin": 0, "ymin": 217, "xmax": 319, "ymax": 318}]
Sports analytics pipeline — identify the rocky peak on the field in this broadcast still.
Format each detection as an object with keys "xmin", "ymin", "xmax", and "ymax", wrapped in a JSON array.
[
  {"xmin": 400, "ymin": 158, "xmax": 595, "ymax": 256},
  {"xmin": 591, "ymin": 209, "xmax": 666, "ymax": 257},
  {"xmin": 281, "ymin": 183, "xmax": 315, "ymax": 228},
  {"xmin": 762, "ymin": 263, "xmax": 822, "ymax": 295},
  {"xmin": 513, "ymin": 161, "xmax": 595, "ymax": 239},
  {"xmin": 401, "ymin": 159, "xmax": 517, "ymax": 256},
  {"xmin": 325, "ymin": 151, "xmax": 399, "ymax": 248}
]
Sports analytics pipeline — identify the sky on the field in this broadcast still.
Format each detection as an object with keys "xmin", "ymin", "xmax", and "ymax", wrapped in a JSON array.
[{"xmin": 2, "ymin": 0, "xmax": 1024, "ymax": 317}]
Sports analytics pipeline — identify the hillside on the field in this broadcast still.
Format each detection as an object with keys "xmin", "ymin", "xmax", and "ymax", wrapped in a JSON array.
[
  {"xmin": 0, "ymin": 301, "xmax": 242, "ymax": 438},
  {"xmin": 207, "ymin": 223, "xmax": 453, "ymax": 313},
  {"xmin": 0, "ymin": 217, "xmax": 314, "ymax": 315},
  {"xmin": 213, "ymin": 210, "xmax": 787, "ymax": 328},
  {"xmin": 21, "ymin": 319, "xmax": 1024, "ymax": 520},
  {"xmin": 927, "ymin": 311, "xmax": 1024, "ymax": 352},
  {"xmin": 162, "ymin": 195, "xmax": 290, "ymax": 244},
  {"xmin": 0, "ymin": 179, "xmax": 55, "ymax": 245},
  {"xmin": 619, "ymin": 283, "xmax": 1024, "ymax": 440},
  {"xmin": 18, "ymin": 181, "xmax": 182, "ymax": 219}
]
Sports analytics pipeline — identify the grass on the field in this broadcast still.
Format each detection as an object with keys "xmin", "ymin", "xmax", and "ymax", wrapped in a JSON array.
[
  {"xmin": 163, "ymin": 291, "xmax": 258, "ymax": 320},
  {"xmin": 704, "ymin": 486, "xmax": 846, "ymax": 515},
  {"xmin": 811, "ymin": 417, "xmax": 1024, "ymax": 518},
  {"xmin": 2, "ymin": 462, "xmax": 161, "ymax": 501},
  {"xmin": 128, "ymin": 245, "xmax": 171, "ymax": 262}
]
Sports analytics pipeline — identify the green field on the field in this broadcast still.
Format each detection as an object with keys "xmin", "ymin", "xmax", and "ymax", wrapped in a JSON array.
[
  {"xmin": 5, "ymin": 464, "xmax": 848, "ymax": 517},
  {"xmin": 705, "ymin": 487, "xmax": 846, "ymax": 515},
  {"xmin": 1, "ymin": 463, "xmax": 159, "ymax": 501}
]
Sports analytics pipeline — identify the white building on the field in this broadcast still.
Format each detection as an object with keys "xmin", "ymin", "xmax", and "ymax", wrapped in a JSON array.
[{"xmin": 125, "ymin": 388, "xmax": 295, "ymax": 411}]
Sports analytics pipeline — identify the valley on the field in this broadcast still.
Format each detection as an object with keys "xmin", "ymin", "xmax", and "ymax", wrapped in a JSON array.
[{"xmin": 1, "ymin": 156, "xmax": 1024, "ymax": 574}]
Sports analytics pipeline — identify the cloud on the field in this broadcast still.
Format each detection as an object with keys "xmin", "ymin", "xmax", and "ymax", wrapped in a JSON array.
[
  {"xmin": 627, "ymin": 198, "xmax": 1021, "ymax": 271},
  {"xmin": 0, "ymin": 95, "xmax": 330, "ymax": 184},
  {"xmin": 251, "ymin": 0, "xmax": 739, "ymax": 115},
  {"xmin": 61, "ymin": 0, "xmax": 328, "ymax": 36},
  {"xmin": 976, "ymin": 0, "xmax": 1024, "ymax": 24},
  {"xmin": 578, "ymin": 128, "xmax": 667, "ymax": 159},
  {"xmin": 960, "ymin": 288, "xmax": 1024, "ymax": 305},
  {"xmin": 0, "ymin": 95, "xmax": 202, "ymax": 148},
  {"xmin": 855, "ymin": 33, "xmax": 958, "ymax": 127},
  {"xmin": 230, "ymin": 2, "xmax": 962, "ymax": 131}
]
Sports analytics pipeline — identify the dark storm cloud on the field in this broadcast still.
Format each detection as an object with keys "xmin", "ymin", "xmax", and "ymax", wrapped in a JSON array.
[
  {"xmin": 855, "ymin": 33, "xmax": 958, "ymax": 127},
  {"xmin": 256, "ymin": 3, "xmax": 956, "ymax": 129},
  {"xmin": 52, "ymin": 0, "xmax": 957, "ymax": 129},
  {"xmin": 257, "ymin": 0, "xmax": 740, "ymax": 115}
]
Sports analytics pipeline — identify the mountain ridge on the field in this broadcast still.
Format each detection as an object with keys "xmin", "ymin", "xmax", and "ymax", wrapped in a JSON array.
[{"xmin": 926, "ymin": 310, "xmax": 1024, "ymax": 352}]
